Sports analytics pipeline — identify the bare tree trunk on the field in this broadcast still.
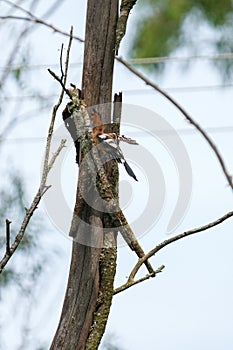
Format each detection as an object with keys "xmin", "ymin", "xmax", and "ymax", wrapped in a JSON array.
[{"xmin": 50, "ymin": 1, "xmax": 118, "ymax": 349}]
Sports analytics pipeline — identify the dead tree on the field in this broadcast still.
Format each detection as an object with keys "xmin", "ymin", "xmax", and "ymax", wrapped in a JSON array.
[{"xmin": 50, "ymin": 1, "xmax": 125, "ymax": 349}]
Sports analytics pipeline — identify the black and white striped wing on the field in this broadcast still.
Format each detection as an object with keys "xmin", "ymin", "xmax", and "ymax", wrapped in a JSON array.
[
  {"xmin": 97, "ymin": 134, "xmax": 138, "ymax": 181},
  {"xmin": 97, "ymin": 134, "xmax": 124, "ymax": 163}
]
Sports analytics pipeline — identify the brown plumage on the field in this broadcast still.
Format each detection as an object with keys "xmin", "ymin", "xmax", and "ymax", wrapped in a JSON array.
[{"xmin": 91, "ymin": 110, "xmax": 138, "ymax": 181}]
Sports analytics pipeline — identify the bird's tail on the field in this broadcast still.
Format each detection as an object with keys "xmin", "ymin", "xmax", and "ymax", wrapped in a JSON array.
[{"xmin": 123, "ymin": 161, "xmax": 138, "ymax": 181}]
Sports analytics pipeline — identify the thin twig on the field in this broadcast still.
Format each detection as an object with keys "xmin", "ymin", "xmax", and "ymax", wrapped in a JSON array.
[
  {"xmin": 114, "ymin": 265, "xmax": 165, "ymax": 295},
  {"xmin": 41, "ymin": 185, "xmax": 52, "ymax": 196},
  {"xmin": 0, "ymin": 28, "xmax": 73, "ymax": 274},
  {"xmin": 0, "ymin": 189, "xmax": 43, "ymax": 273},
  {"xmin": 0, "ymin": 0, "xmax": 68, "ymax": 89},
  {"xmin": 62, "ymin": 27, "xmax": 73, "ymax": 89},
  {"xmin": 48, "ymin": 68, "xmax": 72, "ymax": 99},
  {"xmin": 60, "ymin": 43, "xmax": 65, "ymax": 81},
  {"xmin": 42, "ymin": 26, "xmax": 73, "ymax": 186},
  {"xmin": 116, "ymin": 56, "xmax": 233, "ymax": 190},
  {"xmin": 128, "ymin": 210, "xmax": 233, "ymax": 281},
  {"xmin": 5, "ymin": 219, "xmax": 11, "ymax": 255},
  {"xmin": 0, "ymin": 16, "xmax": 84, "ymax": 42},
  {"xmin": 3, "ymin": 0, "xmax": 39, "ymax": 19},
  {"xmin": 48, "ymin": 139, "xmax": 66, "ymax": 170},
  {"xmin": 2, "ymin": 0, "xmax": 64, "ymax": 21}
]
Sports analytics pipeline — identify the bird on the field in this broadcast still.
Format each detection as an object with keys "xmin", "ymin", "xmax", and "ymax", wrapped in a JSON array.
[{"xmin": 91, "ymin": 110, "xmax": 138, "ymax": 181}]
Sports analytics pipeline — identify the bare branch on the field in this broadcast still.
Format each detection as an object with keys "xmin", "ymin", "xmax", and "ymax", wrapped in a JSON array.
[
  {"xmin": 3, "ymin": 0, "xmax": 39, "ymax": 18},
  {"xmin": 3, "ymin": 0, "xmax": 66, "ymax": 21},
  {"xmin": 128, "ymin": 210, "xmax": 233, "ymax": 281},
  {"xmin": 114, "ymin": 265, "xmax": 165, "ymax": 295},
  {"xmin": 0, "ymin": 0, "xmax": 69, "ymax": 90},
  {"xmin": 48, "ymin": 139, "xmax": 66, "ymax": 171},
  {"xmin": 48, "ymin": 68, "xmax": 72, "ymax": 99},
  {"xmin": 5, "ymin": 219, "xmax": 12, "ymax": 256},
  {"xmin": 61, "ymin": 25, "xmax": 73, "ymax": 92},
  {"xmin": 59, "ymin": 43, "xmax": 65, "ymax": 81},
  {"xmin": 113, "ymin": 210, "xmax": 233, "ymax": 295},
  {"xmin": 0, "ymin": 28, "xmax": 73, "ymax": 274},
  {"xmin": 41, "ymin": 185, "xmax": 52, "ymax": 196},
  {"xmin": 116, "ymin": 56, "xmax": 233, "ymax": 190},
  {"xmin": 48, "ymin": 26, "xmax": 73, "ymax": 100},
  {"xmin": 43, "ymin": 27, "xmax": 73, "ymax": 183},
  {"xmin": 112, "ymin": 91, "xmax": 122, "ymax": 134},
  {"xmin": 115, "ymin": 0, "xmax": 137, "ymax": 54},
  {"xmin": 0, "ymin": 15, "xmax": 84, "ymax": 42},
  {"xmin": 0, "ymin": 189, "xmax": 42, "ymax": 273},
  {"xmin": 2, "ymin": 0, "xmax": 65, "ymax": 20}
]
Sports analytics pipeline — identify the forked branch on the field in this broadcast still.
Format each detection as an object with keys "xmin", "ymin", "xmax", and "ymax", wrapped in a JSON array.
[
  {"xmin": 130, "ymin": 210, "xmax": 233, "ymax": 280},
  {"xmin": 114, "ymin": 210, "xmax": 233, "ymax": 294},
  {"xmin": 114, "ymin": 265, "xmax": 165, "ymax": 295}
]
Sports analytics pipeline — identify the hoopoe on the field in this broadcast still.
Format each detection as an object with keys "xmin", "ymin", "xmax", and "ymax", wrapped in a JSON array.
[{"xmin": 91, "ymin": 110, "xmax": 138, "ymax": 181}]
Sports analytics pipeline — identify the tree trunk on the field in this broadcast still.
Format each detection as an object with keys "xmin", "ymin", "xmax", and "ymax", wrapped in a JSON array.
[{"xmin": 50, "ymin": 1, "xmax": 119, "ymax": 349}]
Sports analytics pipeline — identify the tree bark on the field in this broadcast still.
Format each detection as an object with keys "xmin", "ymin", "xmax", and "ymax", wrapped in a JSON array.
[{"xmin": 50, "ymin": 1, "xmax": 119, "ymax": 349}]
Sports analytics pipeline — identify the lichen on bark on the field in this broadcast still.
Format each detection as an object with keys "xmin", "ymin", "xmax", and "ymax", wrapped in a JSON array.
[{"xmin": 85, "ymin": 233, "xmax": 117, "ymax": 350}]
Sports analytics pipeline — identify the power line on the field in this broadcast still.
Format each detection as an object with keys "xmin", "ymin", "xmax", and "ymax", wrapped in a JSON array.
[
  {"xmin": 124, "ymin": 83, "xmax": 233, "ymax": 94},
  {"xmin": 128, "ymin": 52, "xmax": 233, "ymax": 64},
  {"xmin": 1, "ymin": 126, "xmax": 233, "ymax": 144},
  {"xmin": 0, "ymin": 137, "xmax": 47, "ymax": 144},
  {"xmin": 0, "ymin": 94, "xmax": 58, "ymax": 100},
  {"xmin": 0, "ymin": 62, "xmax": 82, "ymax": 72},
  {"xmin": 1, "ymin": 52, "xmax": 233, "ymax": 72},
  {"xmin": 1, "ymin": 82, "xmax": 233, "ymax": 102}
]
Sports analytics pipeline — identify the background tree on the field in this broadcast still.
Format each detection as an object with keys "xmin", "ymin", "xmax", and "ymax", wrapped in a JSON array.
[
  {"xmin": 0, "ymin": 1, "xmax": 66, "ymax": 348},
  {"xmin": 130, "ymin": 0, "xmax": 233, "ymax": 78}
]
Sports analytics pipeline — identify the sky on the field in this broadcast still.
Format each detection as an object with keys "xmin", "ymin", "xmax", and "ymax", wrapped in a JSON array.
[{"xmin": 0, "ymin": 1, "xmax": 233, "ymax": 349}]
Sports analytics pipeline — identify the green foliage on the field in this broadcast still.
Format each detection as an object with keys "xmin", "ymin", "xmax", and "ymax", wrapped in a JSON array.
[
  {"xmin": 12, "ymin": 66, "xmax": 22, "ymax": 82},
  {"xmin": 0, "ymin": 173, "xmax": 25, "ymax": 232},
  {"xmin": 130, "ymin": 0, "xmax": 233, "ymax": 77},
  {"xmin": 11, "ymin": 47, "xmax": 30, "ymax": 85},
  {"xmin": 0, "ymin": 268, "xmax": 17, "ymax": 287}
]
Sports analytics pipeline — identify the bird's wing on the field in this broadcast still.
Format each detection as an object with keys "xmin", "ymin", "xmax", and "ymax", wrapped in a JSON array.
[
  {"xmin": 96, "ymin": 133, "xmax": 138, "ymax": 181},
  {"xmin": 97, "ymin": 134, "xmax": 124, "ymax": 162}
]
